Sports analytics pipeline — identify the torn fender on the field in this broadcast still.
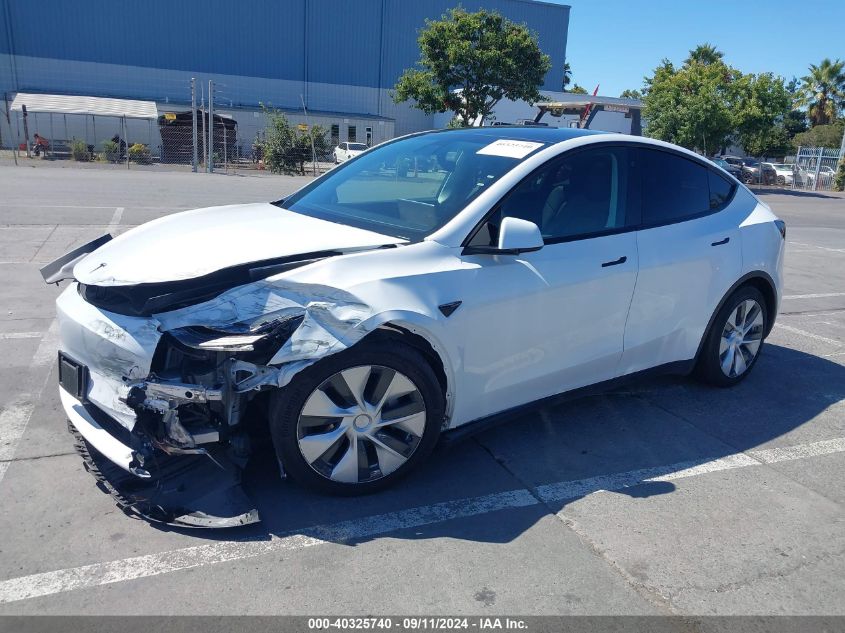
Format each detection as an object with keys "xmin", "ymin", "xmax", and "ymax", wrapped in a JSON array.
[{"xmin": 154, "ymin": 275, "xmax": 455, "ymax": 391}]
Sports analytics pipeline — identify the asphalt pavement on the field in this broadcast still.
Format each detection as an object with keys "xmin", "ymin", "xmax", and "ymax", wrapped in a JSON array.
[{"xmin": 0, "ymin": 165, "xmax": 843, "ymax": 615}]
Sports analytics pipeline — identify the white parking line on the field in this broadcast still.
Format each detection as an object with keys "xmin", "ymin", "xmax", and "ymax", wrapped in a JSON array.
[
  {"xmin": 783, "ymin": 292, "xmax": 845, "ymax": 300},
  {"xmin": 0, "ymin": 320, "xmax": 59, "ymax": 486},
  {"xmin": 0, "ymin": 332, "xmax": 42, "ymax": 340},
  {"xmin": 0, "ymin": 435, "xmax": 843, "ymax": 605},
  {"xmin": 788, "ymin": 241, "xmax": 845, "ymax": 254},
  {"xmin": 773, "ymin": 323, "xmax": 843, "ymax": 347},
  {"xmin": 107, "ymin": 207, "xmax": 124, "ymax": 233}
]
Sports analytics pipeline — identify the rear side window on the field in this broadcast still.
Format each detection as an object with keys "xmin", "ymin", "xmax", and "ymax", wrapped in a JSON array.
[
  {"xmin": 641, "ymin": 149, "xmax": 711, "ymax": 224},
  {"xmin": 708, "ymin": 170, "xmax": 734, "ymax": 209}
]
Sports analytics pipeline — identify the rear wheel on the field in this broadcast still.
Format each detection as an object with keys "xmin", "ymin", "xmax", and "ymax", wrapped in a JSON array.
[
  {"xmin": 696, "ymin": 286, "xmax": 768, "ymax": 387},
  {"xmin": 269, "ymin": 338, "xmax": 444, "ymax": 495}
]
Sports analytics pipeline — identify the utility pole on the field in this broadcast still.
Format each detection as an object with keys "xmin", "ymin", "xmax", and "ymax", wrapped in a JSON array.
[
  {"xmin": 200, "ymin": 84, "xmax": 206, "ymax": 169},
  {"xmin": 300, "ymin": 94, "xmax": 316, "ymax": 176},
  {"xmin": 207, "ymin": 80, "xmax": 214, "ymax": 173},
  {"xmin": 21, "ymin": 104, "xmax": 30, "ymax": 158},
  {"xmin": 191, "ymin": 78, "xmax": 197, "ymax": 172}
]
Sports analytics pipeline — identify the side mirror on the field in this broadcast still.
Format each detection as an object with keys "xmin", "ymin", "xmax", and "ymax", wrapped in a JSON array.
[{"xmin": 497, "ymin": 217, "xmax": 544, "ymax": 254}]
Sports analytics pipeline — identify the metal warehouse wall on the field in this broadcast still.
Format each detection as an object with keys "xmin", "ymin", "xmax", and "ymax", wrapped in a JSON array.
[{"xmin": 0, "ymin": 0, "xmax": 569, "ymax": 136}]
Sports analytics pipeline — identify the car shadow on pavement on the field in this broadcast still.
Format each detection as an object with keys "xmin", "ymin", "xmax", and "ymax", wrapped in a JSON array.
[
  {"xmin": 149, "ymin": 343, "xmax": 844, "ymax": 544},
  {"xmin": 749, "ymin": 187, "xmax": 843, "ymax": 199}
]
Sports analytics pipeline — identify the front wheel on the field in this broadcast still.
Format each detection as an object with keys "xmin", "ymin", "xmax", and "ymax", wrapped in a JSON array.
[
  {"xmin": 269, "ymin": 338, "xmax": 444, "ymax": 495},
  {"xmin": 696, "ymin": 286, "xmax": 768, "ymax": 387}
]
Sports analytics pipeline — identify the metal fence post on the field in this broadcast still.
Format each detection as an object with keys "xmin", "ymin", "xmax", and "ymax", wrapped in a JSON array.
[
  {"xmin": 812, "ymin": 147, "xmax": 823, "ymax": 192},
  {"xmin": 207, "ymin": 80, "xmax": 214, "ymax": 173},
  {"xmin": 191, "ymin": 77, "xmax": 197, "ymax": 173},
  {"xmin": 123, "ymin": 116, "xmax": 129, "ymax": 169}
]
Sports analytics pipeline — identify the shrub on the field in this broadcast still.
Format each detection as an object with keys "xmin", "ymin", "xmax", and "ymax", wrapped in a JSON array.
[
  {"xmin": 102, "ymin": 139, "xmax": 120, "ymax": 162},
  {"xmin": 834, "ymin": 159, "xmax": 845, "ymax": 192},
  {"xmin": 128, "ymin": 143, "xmax": 152, "ymax": 164},
  {"xmin": 261, "ymin": 106, "xmax": 330, "ymax": 175},
  {"xmin": 70, "ymin": 140, "xmax": 89, "ymax": 162}
]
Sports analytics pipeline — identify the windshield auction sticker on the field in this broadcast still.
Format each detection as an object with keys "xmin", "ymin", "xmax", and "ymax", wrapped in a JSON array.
[{"xmin": 476, "ymin": 139, "xmax": 544, "ymax": 159}]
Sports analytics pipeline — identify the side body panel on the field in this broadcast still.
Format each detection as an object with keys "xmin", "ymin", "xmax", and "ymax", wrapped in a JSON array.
[
  {"xmin": 618, "ymin": 200, "xmax": 750, "ymax": 375},
  {"xmin": 454, "ymin": 233, "xmax": 638, "ymax": 424}
]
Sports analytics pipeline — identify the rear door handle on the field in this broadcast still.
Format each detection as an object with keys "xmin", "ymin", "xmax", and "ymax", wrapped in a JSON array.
[
  {"xmin": 601, "ymin": 256, "xmax": 627, "ymax": 267},
  {"xmin": 711, "ymin": 237, "xmax": 730, "ymax": 246}
]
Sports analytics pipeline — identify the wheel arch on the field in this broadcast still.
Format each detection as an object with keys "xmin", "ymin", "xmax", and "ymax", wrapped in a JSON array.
[
  {"xmin": 694, "ymin": 271, "xmax": 778, "ymax": 364},
  {"xmin": 362, "ymin": 316, "xmax": 456, "ymax": 428}
]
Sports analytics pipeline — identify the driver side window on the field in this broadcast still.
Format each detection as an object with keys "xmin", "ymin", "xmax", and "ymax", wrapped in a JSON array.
[{"xmin": 470, "ymin": 146, "xmax": 638, "ymax": 247}]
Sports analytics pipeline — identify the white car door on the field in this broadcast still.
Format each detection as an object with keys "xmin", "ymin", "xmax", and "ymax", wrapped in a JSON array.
[
  {"xmin": 619, "ymin": 147, "xmax": 742, "ymax": 375},
  {"xmin": 454, "ymin": 145, "xmax": 640, "ymax": 422}
]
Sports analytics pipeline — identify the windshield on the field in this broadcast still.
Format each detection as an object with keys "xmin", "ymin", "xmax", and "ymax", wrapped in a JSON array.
[
  {"xmin": 348, "ymin": 143, "xmax": 368, "ymax": 151},
  {"xmin": 283, "ymin": 131, "xmax": 546, "ymax": 240}
]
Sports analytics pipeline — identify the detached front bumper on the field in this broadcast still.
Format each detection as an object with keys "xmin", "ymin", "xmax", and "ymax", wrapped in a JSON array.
[
  {"xmin": 61, "ymin": 386, "xmax": 260, "ymax": 528},
  {"xmin": 55, "ymin": 285, "xmax": 261, "ymax": 528}
]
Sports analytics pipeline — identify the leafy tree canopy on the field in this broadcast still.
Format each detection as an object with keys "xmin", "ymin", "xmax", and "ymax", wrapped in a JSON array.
[
  {"xmin": 393, "ymin": 8, "xmax": 551, "ymax": 126},
  {"xmin": 619, "ymin": 89, "xmax": 643, "ymax": 100},
  {"xmin": 569, "ymin": 84, "xmax": 589, "ymax": 94},
  {"xmin": 792, "ymin": 120, "xmax": 845, "ymax": 149},
  {"xmin": 642, "ymin": 45, "xmax": 794, "ymax": 156}
]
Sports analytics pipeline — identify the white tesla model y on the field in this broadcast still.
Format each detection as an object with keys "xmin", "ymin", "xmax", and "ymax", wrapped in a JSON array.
[{"xmin": 44, "ymin": 128, "xmax": 785, "ymax": 527}]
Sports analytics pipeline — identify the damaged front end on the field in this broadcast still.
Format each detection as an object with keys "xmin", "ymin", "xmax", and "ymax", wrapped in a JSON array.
[
  {"xmin": 48, "ymin": 233, "xmax": 413, "ymax": 529},
  {"xmin": 94, "ymin": 313, "xmax": 305, "ymax": 528}
]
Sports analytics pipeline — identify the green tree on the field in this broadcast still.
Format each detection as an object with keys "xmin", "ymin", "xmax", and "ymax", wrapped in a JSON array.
[
  {"xmin": 796, "ymin": 58, "xmax": 845, "ymax": 126},
  {"xmin": 619, "ymin": 89, "xmax": 642, "ymax": 100},
  {"xmin": 733, "ymin": 73, "xmax": 792, "ymax": 156},
  {"xmin": 261, "ymin": 107, "xmax": 329, "ymax": 175},
  {"xmin": 393, "ymin": 8, "xmax": 551, "ymax": 126},
  {"xmin": 644, "ymin": 48, "xmax": 793, "ymax": 156},
  {"xmin": 642, "ymin": 56, "xmax": 737, "ymax": 153},
  {"xmin": 684, "ymin": 43, "xmax": 724, "ymax": 66},
  {"xmin": 569, "ymin": 83, "xmax": 589, "ymax": 94},
  {"xmin": 782, "ymin": 109, "xmax": 808, "ymax": 139},
  {"xmin": 792, "ymin": 120, "xmax": 845, "ymax": 148}
]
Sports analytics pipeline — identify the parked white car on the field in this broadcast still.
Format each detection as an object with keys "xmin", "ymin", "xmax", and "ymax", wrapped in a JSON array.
[
  {"xmin": 333, "ymin": 141, "xmax": 368, "ymax": 163},
  {"xmin": 43, "ymin": 128, "xmax": 785, "ymax": 527},
  {"xmin": 769, "ymin": 163, "xmax": 794, "ymax": 185}
]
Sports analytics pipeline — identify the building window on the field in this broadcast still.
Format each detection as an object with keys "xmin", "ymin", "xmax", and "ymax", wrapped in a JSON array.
[
  {"xmin": 330, "ymin": 124, "xmax": 339, "ymax": 145},
  {"xmin": 348, "ymin": 125, "xmax": 356, "ymax": 143}
]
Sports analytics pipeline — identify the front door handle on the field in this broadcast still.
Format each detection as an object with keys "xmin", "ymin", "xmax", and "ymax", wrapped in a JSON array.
[
  {"xmin": 711, "ymin": 237, "xmax": 730, "ymax": 246},
  {"xmin": 601, "ymin": 256, "xmax": 627, "ymax": 267}
]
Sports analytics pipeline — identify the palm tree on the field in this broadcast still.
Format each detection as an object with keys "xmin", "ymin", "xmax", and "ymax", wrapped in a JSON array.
[
  {"xmin": 685, "ymin": 43, "xmax": 724, "ymax": 66},
  {"xmin": 797, "ymin": 58, "xmax": 845, "ymax": 126},
  {"xmin": 561, "ymin": 62, "xmax": 572, "ymax": 92}
]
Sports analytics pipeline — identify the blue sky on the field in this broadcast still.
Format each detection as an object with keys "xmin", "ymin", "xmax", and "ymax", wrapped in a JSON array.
[{"xmin": 546, "ymin": 0, "xmax": 845, "ymax": 97}]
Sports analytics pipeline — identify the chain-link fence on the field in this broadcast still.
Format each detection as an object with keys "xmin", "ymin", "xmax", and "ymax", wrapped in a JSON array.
[
  {"xmin": 711, "ymin": 149, "xmax": 844, "ymax": 192},
  {"xmin": 790, "ymin": 147, "xmax": 844, "ymax": 192},
  {"xmin": 1, "ymin": 81, "xmax": 395, "ymax": 174}
]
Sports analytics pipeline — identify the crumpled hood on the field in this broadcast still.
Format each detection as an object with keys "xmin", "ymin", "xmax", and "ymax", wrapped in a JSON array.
[{"xmin": 74, "ymin": 202, "xmax": 404, "ymax": 286}]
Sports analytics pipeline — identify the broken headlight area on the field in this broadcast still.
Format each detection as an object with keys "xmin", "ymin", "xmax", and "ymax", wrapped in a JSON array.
[{"xmin": 128, "ymin": 314, "xmax": 303, "ymax": 452}]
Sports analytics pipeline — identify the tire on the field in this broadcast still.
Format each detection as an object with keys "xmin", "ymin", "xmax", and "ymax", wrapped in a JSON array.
[
  {"xmin": 777, "ymin": 175, "xmax": 785, "ymax": 185},
  {"xmin": 695, "ymin": 285, "xmax": 768, "ymax": 387},
  {"xmin": 269, "ymin": 337, "xmax": 444, "ymax": 495}
]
